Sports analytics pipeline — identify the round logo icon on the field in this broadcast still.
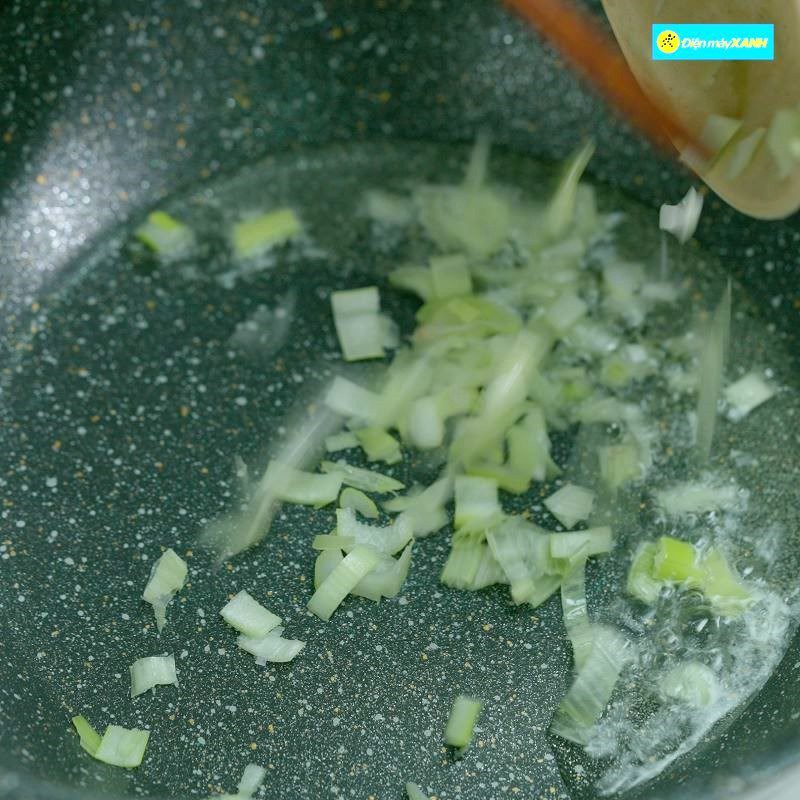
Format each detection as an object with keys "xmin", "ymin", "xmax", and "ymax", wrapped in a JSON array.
[{"xmin": 657, "ymin": 29, "xmax": 681, "ymax": 54}]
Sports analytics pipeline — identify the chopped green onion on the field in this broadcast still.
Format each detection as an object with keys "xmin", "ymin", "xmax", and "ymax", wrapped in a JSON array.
[
  {"xmin": 561, "ymin": 559, "xmax": 593, "ymax": 670},
  {"xmin": 407, "ymin": 395, "xmax": 445, "ymax": 449},
  {"xmin": 549, "ymin": 527, "xmax": 613, "ymax": 561},
  {"xmin": 659, "ymin": 187, "xmax": 703, "ymax": 244},
  {"xmin": 696, "ymin": 282, "xmax": 731, "ymax": 461},
  {"xmin": 392, "ymin": 476, "xmax": 453, "ymax": 538},
  {"xmin": 453, "ymin": 476, "xmax": 502, "ymax": 533},
  {"xmin": 331, "ymin": 287, "xmax": 385, "ymax": 362},
  {"xmin": 486, "ymin": 517, "xmax": 551, "ymax": 604},
  {"xmin": 71, "ymin": 715, "xmax": 101, "ymax": 756},
  {"xmin": 545, "ymin": 140, "xmax": 595, "ymax": 240},
  {"xmin": 336, "ymin": 507, "xmax": 413, "ymax": 555},
  {"xmin": 220, "ymin": 590, "xmax": 281, "ymax": 639},
  {"xmin": 655, "ymin": 480, "xmax": 740, "ymax": 516},
  {"xmin": 231, "ymin": 208, "xmax": 301, "ymax": 259},
  {"xmin": 363, "ymin": 190, "xmax": 415, "ymax": 226},
  {"xmin": 130, "ymin": 654, "xmax": 178, "ymax": 697},
  {"xmin": 660, "ymin": 662, "xmax": 719, "ymax": 708},
  {"xmin": 307, "ymin": 545, "xmax": 383, "ymax": 620},
  {"xmin": 405, "ymin": 782, "xmax": 430, "ymax": 800},
  {"xmin": 354, "ymin": 427, "xmax": 402, "ymax": 464},
  {"xmin": 652, "ymin": 536, "xmax": 705, "ymax": 588},
  {"xmin": 321, "ymin": 459, "xmax": 405, "ymax": 493},
  {"xmin": 441, "ymin": 532, "xmax": 487, "ymax": 590},
  {"xmin": 314, "ymin": 548, "xmax": 343, "ymax": 589},
  {"xmin": 544, "ymin": 484, "xmax": 595, "ymax": 529},
  {"xmin": 464, "ymin": 130, "xmax": 491, "ymax": 190},
  {"xmin": 134, "ymin": 210, "xmax": 194, "ymax": 258},
  {"xmin": 324, "ymin": 376, "xmax": 381, "ymax": 423},
  {"xmin": 237, "ymin": 763, "xmax": 267, "ymax": 797},
  {"xmin": 543, "ymin": 292, "xmax": 588, "ymax": 334},
  {"xmin": 373, "ymin": 356, "xmax": 433, "ymax": 430},
  {"xmin": 325, "ymin": 431, "xmax": 359, "ymax": 452},
  {"xmin": 507, "ymin": 407, "xmax": 559, "ymax": 485},
  {"xmin": 238, "ymin": 630, "xmax": 305, "ymax": 664},
  {"xmin": 444, "ymin": 694, "xmax": 483, "ymax": 749},
  {"xmin": 339, "ymin": 487, "xmax": 379, "ymax": 519},
  {"xmin": 389, "ymin": 265, "xmax": 435, "ymax": 302},
  {"xmin": 262, "ymin": 460, "xmax": 342, "ymax": 506},
  {"xmin": 351, "ymin": 543, "xmax": 413, "ymax": 601},
  {"xmin": 142, "ymin": 548, "xmax": 188, "ymax": 632},
  {"xmin": 430, "ymin": 254, "xmax": 472, "ymax": 299},
  {"xmin": 598, "ymin": 442, "xmax": 641, "ymax": 489},
  {"xmin": 312, "ymin": 533, "xmax": 355, "ymax": 551},
  {"xmin": 724, "ymin": 371, "xmax": 776, "ymax": 420},
  {"xmin": 93, "ymin": 724, "xmax": 151, "ymax": 769},
  {"xmin": 626, "ymin": 542, "xmax": 662, "ymax": 605},
  {"xmin": 550, "ymin": 625, "xmax": 631, "ymax": 745}
]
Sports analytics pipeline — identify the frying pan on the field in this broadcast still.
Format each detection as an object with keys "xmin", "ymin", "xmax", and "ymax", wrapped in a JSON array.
[{"xmin": 1, "ymin": 1, "xmax": 799, "ymax": 799}]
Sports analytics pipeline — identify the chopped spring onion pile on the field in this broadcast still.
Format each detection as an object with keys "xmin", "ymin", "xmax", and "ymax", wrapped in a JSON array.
[
  {"xmin": 130, "ymin": 654, "xmax": 178, "ymax": 697},
  {"xmin": 71, "ymin": 716, "xmax": 150, "ymax": 768},
  {"xmin": 444, "ymin": 694, "xmax": 483, "ymax": 750},
  {"xmin": 142, "ymin": 548, "xmax": 188, "ymax": 632},
  {"xmin": 231, "ymin": 208, "xmax": 302, "ymax": 260},
  {"xmin": 134, "ymin": 210, "xmax": 195, "ymax": 258}
]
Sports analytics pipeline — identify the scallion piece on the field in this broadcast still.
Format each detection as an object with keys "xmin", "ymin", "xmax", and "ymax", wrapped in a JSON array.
[
  {"xmin": 220, "ymin": 590, "xmax": 281, "ymax": 639},
  {"xmin": 331, "ymin": 286, "xmax": 386, "ymax": 362},
  {"xmin": 335, "ymin": 507, "xmax": 412, "ymax": 555},
  {"xmin": 626, "ymin": 542, "xmax": 662, "ymax": 605},
  {"xmin": 393, "ymin": 476, "xmax": 453, "ymax": 538},
  {"xmin": 321, "ymin": 459, "xmax": 405, "ymax": 493},
  {"xmin": 544, "ymin": 484, "xmax": 595, "ymax": 529},
  {"xmin": 545, "ymin": 140, "xmax": 595, "ymax": 240},
  {"xmin": 695, "ymin": 282, "xmax": 731, "ymax": 461},
  {"xmin": 238, "ymin": 763, "xmax": 267, "ymax": 797},
  {"xmin": 454, "ymin": 475, "xmax": 502, "ymax": 533},
  {"xmin": 307, "ymin": 545, "xmax": 383, "ymax": 620},
  {"xmin": 549, "ymin": 528, "xmax": 613, "ymax": 561},
  {"xmin": 351, "ymin": 542, "xmax": 413, "ymax": 601},
  {"xmin": 134, "ymin": 210, "xmax": 194, "ymax": 258},
  {"xmin": 598, "ymin": 442, "xmax": 641, "ymax": 489},
  {"xmin": 550, "ymin": 625, "xmax": 631, "ymax": 745},
  {"xmin": 238, "ymin": 630, "xmax": 305, "ymax": 664},
  {"xmin": 339, "ymin": 487, "xmax": 379, "ymax": 519},
  {"xmin": 324, "ymin": 376, "xmax": 381, "ymax": 423},
  {"xmin": 71, "ymin": 715, "xmax": 101, "ymax": 756},
  {"xmin": 655, "ymin": 480, "xmax": 740, "ymax": 516},
  {"xmin": 561, "ymin": 559, "xmax": 593, "ymax": 670},
  {"xmin": 130, "ymin": 654, "xmax": 178, "ymax": 697},
  {"xmin": 405, "ymin": 782, "xmax": 430, "ymax": 800},
  {"xmin": 444, "ymin": 694, "xmax": 483, "ymax": 749},
  {"xmin": 430, "ymin": 254, "xmax": 472, "ymax": 299},
  {"xmin": 262, "ymin": 460, "xmax": 343, "ymax": 506},
  {"xmin": 93, "ymin": 724, "xmax": 151, "ymax": 769},
  {"xmin": 659, "ymin": 187, "xmax": 703, "ymax": 244},
  {"xmin": 314, "ymin": 548, "xmax": 343, "ymax": 589},
  {"xmin": 354, "ymin": 427, "xmax": 402, "ymax": 464},
  {"xmin": 231, "ymin": 208, "xmax": 301, "ymax": 259},
  {"xmin": 142, "ymin": 547, "xmax": 188, "ymax": 632},
  {"xmin": 724, "ymin": 371, "xmax": 776, "ymax": 420},
  {"xmin": 325, "ymin": 431, "xmax": 359, "ymax": 453}
]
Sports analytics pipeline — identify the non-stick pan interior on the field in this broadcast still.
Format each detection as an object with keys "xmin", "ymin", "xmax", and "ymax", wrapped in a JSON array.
[{"xmin": 2, "ymin": 3, "xmax": 800, "ymax": 800}]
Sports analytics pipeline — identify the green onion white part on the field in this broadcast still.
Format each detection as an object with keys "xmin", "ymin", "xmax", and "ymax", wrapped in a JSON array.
[
  {"xmin": 405, "ymin": 782, "xmax": 430, "ymax": 800},
  {"xmin": 220, "ymin": 590, "xmax": 281, "ymax": 639},
  {"xmin": 324, "ymin": 376, "xmax": 381, "ymax": 423},
  {"xmin": 392, "ymin": 476, "xmax": 453, "ymax": 537},
  {"xmin": 549, "ymin": 528, "xmax": 613, "ymax": 561},
  {"xmin": 72, "ymin": 717, "xmax": 150, "ymax": 769},
  {"xmin": 444, "ymin": 694, "xmax": 483, "ymax": 749},
  {"xmin": 363, "ymin": 189, "xmax": 415, "ymax": 227},
  {"xmin": 321, "ymin": 460, "xmax": 404, "ymax": 493},
  {"xmin": 695, "ymin": 283, "xmax": 731, "ymax": 461},
  {"xmin": 331, "ymin": 286, "xmax": 386, "ymax": 361},
  {"xmin": 130, "ymin": 654, "xmax": 178, "ymax": 697},
  {"xmin": 261, "ymin": 460, "xmax": 342, "ymax": 506},
  {"xmin": 658, "ymin": 187, "xmax": 703, "ymax": 244},
  {"xmin": 550, "ymin": 626, "xmax": 632, "ymax": 745},
  {"xmin": 350, "ymin": 543, "xmax": 413, "ymax": 601},
  {"xmin": 339, "ymin": 487, "xmax": 379, "ymax": 519},
  {"xmin": 325, "ymin": 431, "xmax": 359, "ymax": 452},
  {"xmin": 134, "ymin": 210, "xmax": 194, "ymax": 258},
  {"xmin": 238, "ymin": 630, "xmax": 305, "ymax": 665},
  {"xmin": 723, "ymin": 371, "xmax": 776, "ymax": 420},
  {"xmin": 453, "ymin": 476, "xmax": 502, "ymax": 533},
  {"xmin": 654, "ymin": 480, "xmax": 741, "ymax": 516},
  {"xmin": 544, "ymin": 484, "xmax": 595, "ymax": 529},
  {"xmin": 231, "ymin": 208, "xmax": 301, "ymax": 259},
  {"xmin": 335, "ymin": 507, "xmax": 412, "ymax": 555},
  {"xmin": 307, "ymin": 545, "xmax": 383, "ymax": 620},
  {"xmin": 142, "ymin": 548, "xmax": 188, "ymax": 632},
  {"xmin": 354, "ymin": 427, "xmax": 402, "ymax": 464},
  {"xmin": 545, "ymin": 140, "xmax": 596, "ymax": 240}
]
